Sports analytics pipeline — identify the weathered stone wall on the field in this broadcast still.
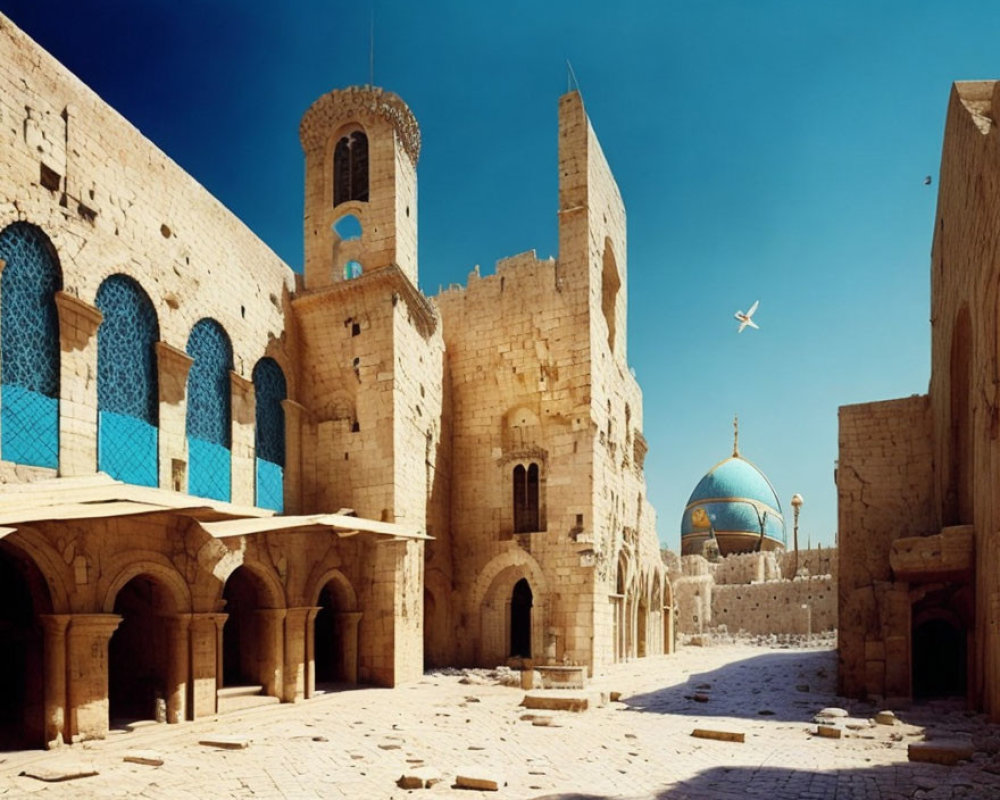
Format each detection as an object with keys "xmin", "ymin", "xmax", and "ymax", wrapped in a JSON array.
[
  {"xmin": 0, "ymin": 14, "xmax": 298, "ymax": 501},
  {"xmin": 669, "ymin": 549, "xmax": 837, "ymax": 638},
  {"xmin": 837, "ymin": 395, "xmax": 935, "ymax": 699},
  {"xmin": 433, "ymin": 91, "xmax": 667, "ymax": 672}
]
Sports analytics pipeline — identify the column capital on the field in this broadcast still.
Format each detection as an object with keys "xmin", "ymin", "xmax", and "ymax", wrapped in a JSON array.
[
  {"xmin": 190, "ymin": 612, "xmax": 228, "ymax": 631},
  {"xmin": 38, "ymin": 614, "xmax": 72, "ymax": 634},
  {"xmin": 54, "ymin": 291, "xmax": 102, "ymax": 351},
  {"xmin": 67, "ymin": 613, "xmax": 121, "ymax": 637}
]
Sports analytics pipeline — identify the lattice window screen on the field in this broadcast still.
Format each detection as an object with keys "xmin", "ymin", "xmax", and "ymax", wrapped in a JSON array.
[
  {"xmin": 253, "ymin": 357, "xmax": 286, "ymax": 512},
  {"xmin": 0, "ymin": 222, "xmax": 61, "ymax": 468},
  {"xmin": 185, "ymin": 318, "xmax": 233, "ymax": 501},
  {"xmin": 96, "ymin": 274, "xmax": 159, "ymax": 486}
]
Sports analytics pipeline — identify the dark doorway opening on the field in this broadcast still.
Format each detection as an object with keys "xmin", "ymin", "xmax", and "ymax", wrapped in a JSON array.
[
  {"xmin": 109, "ymin": 575, "xmax": 173, "ymax": 722},
  {"xmin": 222, "ymin": 566, "xmax": 266, "ymax": 687},
  {"xmin": 0, "ymin": 545, "xmax": 47, "ymax": 749},
  {"xmin": 314, "ymin": 583, "xmax": 345, "ymax": 684},
  {"xmin": 912, "ymin": 618, "xmax": 966, "ymax": 698},
  {"xmin": 510, "ymin": 578, "xmax": 532, "ymax": 658}
]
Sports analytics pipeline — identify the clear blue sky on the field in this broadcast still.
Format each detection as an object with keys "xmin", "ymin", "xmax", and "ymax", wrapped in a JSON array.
[{"xmin": 4, "ymin": 0, "xmax": 996, "ymax": 549}]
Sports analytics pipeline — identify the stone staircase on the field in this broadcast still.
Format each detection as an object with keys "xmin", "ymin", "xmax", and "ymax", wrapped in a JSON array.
[{"xmin": 216, "ymin": 685, "xmax": 280, "ymax": 714}]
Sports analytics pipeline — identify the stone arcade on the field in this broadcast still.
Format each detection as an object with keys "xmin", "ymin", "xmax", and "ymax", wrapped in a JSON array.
[{"xmin": 0, "ymin": 14, "xmax": 669, "ymax": 748}]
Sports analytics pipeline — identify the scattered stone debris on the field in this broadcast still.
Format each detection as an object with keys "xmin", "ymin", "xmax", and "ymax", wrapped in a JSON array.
[
  {"xmin": 397, "ymin": 767, "xmax": 442, "ymax": 789},
  {"xmin": 198, "ymin": 736, "xmax": 250, "ymax": 750},
  {"xmin": 691, "ymin": 728, "xmax": 745, "ymax": 743},
  {"xmin": 531, "ymin": 716, "xmax": 554, "ymax": 727},
  {"xmin": 123, "ymin": 750, "xmax": 164, "ymax": 767},
  {"xmin": 693, "ymin": 693, "xmax": 710, "ymax": 702},
  {"xmin": 814, "ymin": 725, "xmax": 842, "ymax": 739},
  {"xmin": 455, "ymin": 770, "xmax": 501, "ymax": 791},
  {"xmin": 20, "ymin": 763, "xmax": 99, "ymax": 782},
  {"xmin": 874, "ymin": 710, "xmax": 897, "ymax": 726},
  {"xmin": 908, "ymin": 740, "xmax": 975, "ymax": 766},
  {"xmin": 815, "ymin": 707, "xmax": 849, "ymax": 720}
]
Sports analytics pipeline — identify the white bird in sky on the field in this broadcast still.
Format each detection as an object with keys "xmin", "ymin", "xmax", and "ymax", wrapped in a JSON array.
[{"xmin": 734, "ymin": 300, "xmax": 760, "ymax": 333}]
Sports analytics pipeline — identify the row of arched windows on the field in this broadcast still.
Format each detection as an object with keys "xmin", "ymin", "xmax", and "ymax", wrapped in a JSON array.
[{"xmin": 0, "ymin": 222, "xmax": 287, "ymax": 511}]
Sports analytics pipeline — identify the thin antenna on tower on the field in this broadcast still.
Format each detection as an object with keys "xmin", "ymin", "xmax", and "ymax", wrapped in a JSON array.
[
  {"xmin": 369, "ymin": 9, "xmax": 375, "ymax": 87},
  {"xmin": 566, "ymin": 60, "xmax": 580, "ymax": 94}
]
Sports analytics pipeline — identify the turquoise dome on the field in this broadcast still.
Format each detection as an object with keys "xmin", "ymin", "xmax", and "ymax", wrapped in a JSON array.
[{"xmin": 680, "ymin": 455, "xmax": 786, "ymax": 549}]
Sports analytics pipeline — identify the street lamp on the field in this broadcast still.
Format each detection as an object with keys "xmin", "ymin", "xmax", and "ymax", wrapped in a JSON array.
[{"xmin": 791, "ymin": 493, "xmax": 804, "ymax": 577}]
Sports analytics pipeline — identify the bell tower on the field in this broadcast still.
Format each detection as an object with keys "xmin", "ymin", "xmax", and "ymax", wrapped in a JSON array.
[{"xmin": 299, "ymin": 86, "xmax": 420, "ymax": 289}]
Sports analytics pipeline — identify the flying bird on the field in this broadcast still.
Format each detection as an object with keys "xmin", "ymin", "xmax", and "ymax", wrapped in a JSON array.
[
  {"xmin": 924, "ymin": 176, "xmax": 932, "ymax": 186},
  {"xmin": 734, "ymin": 300, "xmax": 760, "ymax": 333}
]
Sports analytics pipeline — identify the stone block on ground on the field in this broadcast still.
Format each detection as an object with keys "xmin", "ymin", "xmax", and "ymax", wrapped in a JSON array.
[
  {"xmin": 455, "ymin": 769, "xmax": 501, "ymax": 791},
  {"xmin": 123, "ymin": 750, "xmax": 164, "ymax": 766},
  {"xmin": 691, "ymin": 728, "xmax": 745, "ymax": 743},
  {"xmin": 199, "ymin": 735, "xmax": 250, "ymax": 750},
  {"xmin": 908, "ymin": 740, "xmax": 975, "ymax": 766},
  {"xmin": 397, "ymin": 767, "xmax": 442, "ymax": 789},
  {"xmin": 522, "ymin": 690, "xmax": 604, "ymax": 712},
  {"xmin": 815, "ymin": 724, "xmax": 842, "ymax": 739},
  {"xmin": 20, "ymin": 762, "xmax": 98, "ymax": 782},
  {"xmin": 874, "ymin": 710, "xmax": 897, "ymax": 725}
]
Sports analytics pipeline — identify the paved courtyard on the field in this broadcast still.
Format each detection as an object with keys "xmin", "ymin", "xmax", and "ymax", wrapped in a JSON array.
[{"xmin": 2, "ymin": 641, "xmax": 999, "ymax": 799}]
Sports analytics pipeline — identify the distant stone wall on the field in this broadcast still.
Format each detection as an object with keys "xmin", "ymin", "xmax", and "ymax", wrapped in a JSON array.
[{"xmin": 668, "ymin": 548, "xmax": 837, "ymax": 637}]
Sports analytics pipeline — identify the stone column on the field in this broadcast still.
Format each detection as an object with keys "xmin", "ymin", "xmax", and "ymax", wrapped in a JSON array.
[
  {"xmin": 255, "ymin": 608, "xmax": 286, "ymax": 698},
  {"xmin": 38, "ymin": 614, "xmax": 71, "ymax": 748},
  {"xmin": 304, "ymin": 606, "xmax": 321, "ymax": 698},
  {"xmin": 163, "ymin": 614, "xmax": 191, "ymax": 723},
  {"xmin": 54, "ymin": 292, "xmax": 102, "ymax": 476},
  {"xmin": 155, "ymin": 342, "xmax": 193, "ymax": 491},
  {"xmin": 283, "ymin": 607, "xmax": 320, "ymax": 702},
  {"xmin": 336, "ymin": 612, "xmax": 363, "ymax": 685},
  {"xmin": 188, "ymin": 612, "xmax": 226, "ymax": 719},
  {"xmin": 65, "ymin": 614, "xmax": 121, "ymax": 743},
  {"xmin": 281, "ymin": 399, "xmax": 307, "ymax": 515},
  {"xmin": 230, "ymin": 371, "xmax": 255, "ymax": 506}
]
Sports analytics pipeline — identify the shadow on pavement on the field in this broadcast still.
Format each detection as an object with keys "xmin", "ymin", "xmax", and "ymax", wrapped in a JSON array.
[{"xmin": 622, "ymin": 647, "xmax": 842, "ymax": 723}]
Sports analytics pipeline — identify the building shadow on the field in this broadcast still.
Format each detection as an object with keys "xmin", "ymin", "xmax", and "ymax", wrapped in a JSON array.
[
  {"xmin": 529, "ymin": 759, "xmax": 1000, "ymax": 800},
  {"xmin": 622, "ymin": 647, "xmax": 843, "ymax": 723}
]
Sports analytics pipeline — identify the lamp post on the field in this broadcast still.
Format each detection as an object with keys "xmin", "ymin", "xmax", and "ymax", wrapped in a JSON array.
[{"xmin": 791, "ymin": 493, "xmax": 803, "ymax": 578}]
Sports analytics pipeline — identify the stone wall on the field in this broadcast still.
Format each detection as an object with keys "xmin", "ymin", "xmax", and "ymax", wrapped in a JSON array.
[
  {"xmin": 837, "ymin": 396, "xmax": 935, "ymax": 699},
  {"xmin": 670, "ymin": 549, "xmax": 838, "ymax": 638}
]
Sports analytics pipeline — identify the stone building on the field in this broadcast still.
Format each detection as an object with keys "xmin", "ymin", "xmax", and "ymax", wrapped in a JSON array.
[
  {"xmin": 0, "ymin": 14, "xmax": 668, "ymax": 749},
  {"xmin": 837, "ymin": 81, "xmax": 1000, "ymax": 712}
]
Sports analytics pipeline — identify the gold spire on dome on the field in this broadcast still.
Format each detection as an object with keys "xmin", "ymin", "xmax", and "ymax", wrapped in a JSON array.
[{"xmin": 733, "ymin": 415, "xmax": 740, "ymax": 457}]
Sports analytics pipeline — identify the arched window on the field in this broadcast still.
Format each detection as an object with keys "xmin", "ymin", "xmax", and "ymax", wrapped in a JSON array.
[
  {"xmin": 95, "ymin": 275, "xmax": 159, "ymax": 486},
  {"xmin": 185, "ymin": 319, "xmax": 233, "ymax": 501},
  {"xmin": 253, "ymin": 357, "xmax": 286, "ymax": 512},
  {"xmin": 0, "ymin": 223, "xmax": 61, "ymax": 468},
  {"xmin": 513, "ymin": 462, "xmax": 540, "ymax": 533},
  {"xmin": 333, "ymin": 130, "xmax": 369, "ymax": 205}
]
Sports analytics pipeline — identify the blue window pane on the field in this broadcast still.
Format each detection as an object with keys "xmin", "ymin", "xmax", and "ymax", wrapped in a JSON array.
[
  {"xmin": 1, "ymin": 386, "xmax": 58, "ymax": 468},
  {"xmin": 252, "ymin": 358, "xmax": 286, "ymax": 466},
  {"xmin": 0, "ymin": 222, "xmax": 61, "ymax": 467},
  {"xmin": 188, "ymin": 437, "xmax": 231, "ymax": 502},
  {"xmin": 256, "ymin": 458, "xmax": 283, "ymax": 512},
  {"xmin": 98, "ymin": 411, "xmax": 158, "ymax": 487},
  {"xmin": 186, "ymin": 319, "xmax": 232, "ymax": 447},
  {"xmin": 95, "ymin": 275, "xmax": 159, "ymax": 484},
  {"xmin": 186, "ymin": 319, "xmax": 232, "ymax": 501}
]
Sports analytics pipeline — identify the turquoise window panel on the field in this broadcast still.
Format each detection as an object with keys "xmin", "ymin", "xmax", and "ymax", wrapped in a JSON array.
[
  {"xmin": 98, "ymin": 411, "xmax": 158, "ymax": 487},
  {"xmin": 187, "ymin": 436, "xmax": 231, "ymax": 502},
  {"xmin": 185, "ymin": 319, "xmax": 232, "ymax": 447},
  {"xmin": 0, "ymin": 222, "xmax": 61, "ymax": 467},
  {"xmin": 1, "ymin": 386, "xmax": 58, "ymax": 468},
  {"xmin": 255, "ymin": 458, "xmax": 283, "ymax": 513}
]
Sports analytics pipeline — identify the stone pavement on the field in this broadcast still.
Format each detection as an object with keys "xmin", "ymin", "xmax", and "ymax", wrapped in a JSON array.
[{"xmin": 2, "ymin": 642, "xmax": 1000, "ymax": 799}]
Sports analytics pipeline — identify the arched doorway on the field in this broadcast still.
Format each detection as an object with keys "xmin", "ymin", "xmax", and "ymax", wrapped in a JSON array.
[
  {"xmin": 108, "ymin": 574, "xmax": 178, "ymax": 723},
  {"xmin": 510, "ymin": 579, "xmax": 532, "ymax": 658},
  {"xmin": 222, "ymin": 566, "xmax": 269, "ymax": 688},
  {"xmin": 313, "ymin": 573, "xmax": 358, "ymax": 687},
  {"xmin": 0, "ymin": 544, "xmax": 50, "ymax": 749},
  {"xmin": 913, "ymin": 617, "xmax": 966, "ymax": 698}
]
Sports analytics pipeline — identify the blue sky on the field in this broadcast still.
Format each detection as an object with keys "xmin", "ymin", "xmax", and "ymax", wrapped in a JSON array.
[{"xmin": 3, "ymin": 0, "xmax": 995, "ymax": 549}]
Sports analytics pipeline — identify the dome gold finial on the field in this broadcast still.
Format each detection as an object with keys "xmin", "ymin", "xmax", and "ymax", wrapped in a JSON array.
[{"xmin": 733, "ymin": 415, "xmax": 740, "ymax": 457}]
